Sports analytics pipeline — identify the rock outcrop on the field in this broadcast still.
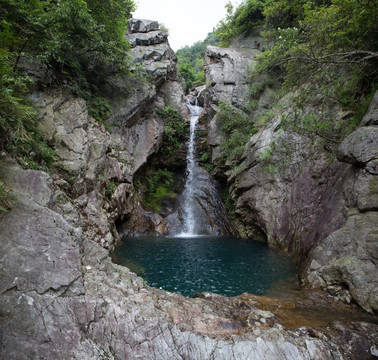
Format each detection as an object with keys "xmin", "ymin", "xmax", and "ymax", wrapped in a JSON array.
[
  {"xmin": 0, "ymin": 19, "xmax": 377, "ymax": 359},
  {"xmin": 205, "ymin": 45, "xmax": 257, "ymax": 111},
  {"xmin": 305, "ymin": 93, "xmax": 378, "ymax": 313},
  {"xmin": 203, "ymin": 40, "xmax": 378, "ymax": 313},
  {"xmin": 1, "ymin": 156, "xmax": 377, "ymax": 359},
  {"xmin": 25, "ymin": 18, "xmax": 186, "ymax": 250}
]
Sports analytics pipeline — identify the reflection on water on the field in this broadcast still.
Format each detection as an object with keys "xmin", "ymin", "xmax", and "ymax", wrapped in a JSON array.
[{"xmin": 113, "ymin": 236, "xmax": 297, "ymax": 297}]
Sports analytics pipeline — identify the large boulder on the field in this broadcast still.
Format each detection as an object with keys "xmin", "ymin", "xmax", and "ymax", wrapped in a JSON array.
[
  {"xmin": 126, "ymin": 18, "xmax": 177, "ymax": 81},
  {"xmin": 336, "ymin": 126, "xmax": 378, "ymax": 174},
  {"xmin": 306, "ymin": 211, "xmax": 378, "ymax": 313}
]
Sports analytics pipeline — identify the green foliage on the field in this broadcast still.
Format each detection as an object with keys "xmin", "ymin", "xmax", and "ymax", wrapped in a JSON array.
[
  {"xmin": 216, "ymin": 101, "xmax": 257, "ymax": 163},
  {"xmin": 220, "ymin": 187, "xmax": 236, "ymax": 219},
  {"xmin": 0, "ymin": 0, "xmax": 135, "ymax": 168},
  {"xmin": 133, "ymin": 107, "xmax": 185, "ymax": 212},
  {"xmin": 105, "ymin": 180, "xmax": 119, "ymax": 198},
  {"xmin": 199, "ymin": 151, "xmax": 212, "ymax": 172},
  {"xmin": 87, "ymin": 96, "xmax": 113, "ymax": 124},
  {"xmin": 214, "ymin": 0, "xmax": 271, "ymax": 47},
  {"xmin": 1, "ymin": 0, "xmax": 135, "ymax": 75},
  {"xmin": 176, "ymin": 33, "xmax": 218, "ymax": 92},
  {"xmin": 159, "ymin": 23, "xmax": 169, "ymax": 34},
  {"xmin": 257, "ymin": 0, "xmax": 378, "ymax": 106},
  {"xmin": 143, "ymin": 168, "xmax": 176, "ymax": 212},
  {"xmin": 0, "ymin": 70, "xmax": 56, "ymax": 169},
  {"xmin": 156, "ymin": 106, "xmax": 186, "ymax": 158},
  {"xmin": 215, "ymin": 0, "xmax": 377, "ymax": 147},
  {"xmin": 0, "ymin": 180, "xmax": 12, "ymax": 213}
]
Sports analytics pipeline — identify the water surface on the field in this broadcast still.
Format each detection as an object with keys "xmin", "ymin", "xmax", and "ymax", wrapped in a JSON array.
[{"xmin": 114, "ymin": 236, "xmax": 297, "ymax": 297}]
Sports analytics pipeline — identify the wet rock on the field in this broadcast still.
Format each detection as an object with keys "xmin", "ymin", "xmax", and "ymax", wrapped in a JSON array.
[
  {"xmin": 119, "ymin": 203, "xmax": 169, "ymax": 236},
  {"xmin": 165, "ymin": 166, "xmax": 234, "ymax": 236}
]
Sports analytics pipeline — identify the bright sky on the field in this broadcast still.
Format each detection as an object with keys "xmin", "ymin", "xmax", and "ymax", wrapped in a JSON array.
[{"xmin": 132, "ymin": 0, "xmax": 237, "ymax": 51}]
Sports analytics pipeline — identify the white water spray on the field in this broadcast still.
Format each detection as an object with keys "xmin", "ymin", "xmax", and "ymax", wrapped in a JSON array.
[{"xmin": 177, "ymin": 98, "xmax": 203, "ymax": 237}]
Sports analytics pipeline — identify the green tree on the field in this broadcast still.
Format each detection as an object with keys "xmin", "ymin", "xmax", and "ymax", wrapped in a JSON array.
[
  {"xmin": 176, "ymin": 32, "xmax": 218, "ymax": 92},
  {"xmin": 0, "ymin": 0, "xmax": 135, "ymax": 165},
  {"xmin": 257, "ymin": 0, "xmax": 378, "ymax": 101},
  {"xmin": 214, "ymin": 0, "xmax": 271, "ymax": 47}
]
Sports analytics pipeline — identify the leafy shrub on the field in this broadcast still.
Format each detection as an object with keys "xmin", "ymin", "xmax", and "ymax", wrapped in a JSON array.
[
  {"xmin": 216, "ymin": 101, "xmax": 257, "ymax": 163},
  {"xmin": 143, "ymin": 168, "xmax": 176, "ymax": 212},
  {"xmin": 220, "ymin": 187, "xmax": 236, "ymax": 219},
  {"xmin": 0, "ymin": 0, "xmax": 136, "ymax": 168},
  {"xmin": 105, "ymin": 180, "xmax": 119, "ymax": 198},
  {"xmin": 214, "ymin": 0, "xmax": 269, "ymax": 47},
  {"xmin": 199, "ymin": 151, "xmax": 212, "ymax": 172},
  {"xmin": 0, "ymin": 180, "xmax": 12, "ymax": 213},
  {"xmin": 257, "ymin": 0, "xmax": 378, "ymax": 107},
  {"xmin": 156, "ymin": 106, "xmax": 186, "ymax": 158}
]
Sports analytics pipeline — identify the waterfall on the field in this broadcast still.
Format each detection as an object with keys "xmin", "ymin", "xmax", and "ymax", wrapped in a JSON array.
[{"xmin": 177, "ymin": 98, "xmax": 203, "ymax": 237}]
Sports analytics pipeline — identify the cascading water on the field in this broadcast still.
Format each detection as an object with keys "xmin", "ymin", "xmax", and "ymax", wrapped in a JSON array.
[{"xmin": 177, "ymin": 98, "xmax": 203, "ymax": 237}]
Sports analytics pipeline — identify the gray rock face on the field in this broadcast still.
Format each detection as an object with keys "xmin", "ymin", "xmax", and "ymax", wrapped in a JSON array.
[
  {"xmin": 29, "ymin": 90, "xmax": 165, "ymax": 249},
  {"xmin": 1, "ymin": 159, "xmax": 376, "ymax": 359},
  {"xmin": 306, "ymin": 211, "xmax": 378, "ymax": 313},
  {"xmin": 306, "ymin": 100, "xmax": 378, "ymax": 312},
  {"xmin": 203, "ymin": 43, "xmax": 378, "ymax": 312},
  {"xmin": 127, "ymin": 18, "xmax": 160, "ymax": 33},
  {"xmin": 336, "ymin": 126, "xmax": 378, "ymax": 173},
  {"xmin": 126, "ymin": 18, "xmax": 177, "ymax": 80},
  {"xmin": 128, "ymin": 30, "xmax": 168, "ymax": 47},
  {"xmin": 204, "ymin": 45, "xmax": 256, "ymax": 111},
  {"xmin": 363, "ymin": 90, "xmax": 378, "ymax": 125}
]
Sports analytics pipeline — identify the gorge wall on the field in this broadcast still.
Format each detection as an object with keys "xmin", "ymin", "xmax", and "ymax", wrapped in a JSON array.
[
  {"xmin": 0, "ymin": 18, "xmax": 377, "ymax": 360},
  {"xmin": 202, "ymin": 39, "xmax": 378, "ymax": 314}
]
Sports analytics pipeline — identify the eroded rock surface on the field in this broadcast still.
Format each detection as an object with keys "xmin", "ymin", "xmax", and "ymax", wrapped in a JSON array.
[
  {"xmin": 1, "ymin": 159, "xmax": 377, "ymax": 359},
  {"xmin": 204, "ymin": 45, "xmax": 256, "ymax": 111},
  {"xmin": 0, "ymin": 19, "xmax": 377, "ymax": 359},
  {"xmin": 305, "ymin": 95, "xmax": 378, "ymax": 313},
  {"xmin": 203, "ymin": 37, "xmax": 378, "ymax": 313}
]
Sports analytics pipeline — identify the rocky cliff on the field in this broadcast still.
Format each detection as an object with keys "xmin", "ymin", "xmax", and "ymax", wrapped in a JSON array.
[
  {"xmin": 0, "ymin": 19, "xmax": 377, "ymax": 360},
  {"xmin": 1, "ymin": 157, "xmax": 377, "ymax": 359},
  {"xmin": 203, "ymin": 39, "xmax": 378, "ymax": 314}
]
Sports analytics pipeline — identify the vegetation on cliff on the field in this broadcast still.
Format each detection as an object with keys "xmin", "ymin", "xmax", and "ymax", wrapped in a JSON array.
[
  {"xmin": 213, "ymin": 0, "xmax": 378, "ymax": 163},
  {"xmin": 0, "ymin": 0, "xmax": 135, "ymax": 165},
  {"xmin": 176, "ymin": 33, "xmax": 218, "ymax": 92},
  {"xmin": 216, "ymin": 101, "xmax": 258, "ymax": 162},
  {"xmin": 134, "ymin": 106, "xmax": 186, "ymax": 212}
]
